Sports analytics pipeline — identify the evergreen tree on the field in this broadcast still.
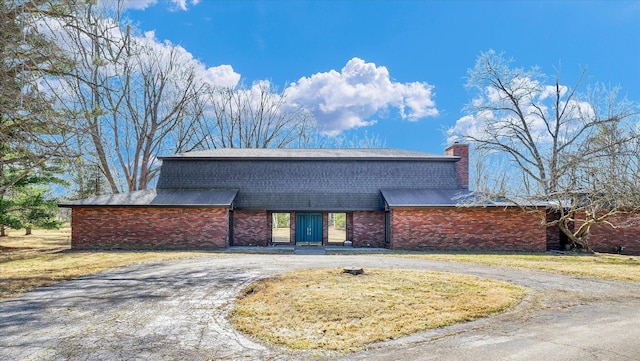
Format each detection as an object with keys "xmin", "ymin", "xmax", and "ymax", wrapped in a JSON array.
[
  {"xmin": 15, "ymin": 185, "xmax": 61, "ymax": 235},
  {"xmin": 0, "ymin": 0, "xmax": 74, "ymax": 195},
  {"xmin": 0, "ymin": 161, "xmax": 66, "ymax": 236}
]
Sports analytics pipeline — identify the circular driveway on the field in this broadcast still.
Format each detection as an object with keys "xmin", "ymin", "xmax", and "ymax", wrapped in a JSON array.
[{"xmin": 1, "ymin": 254, "xmax": 640, "ymax": 360}]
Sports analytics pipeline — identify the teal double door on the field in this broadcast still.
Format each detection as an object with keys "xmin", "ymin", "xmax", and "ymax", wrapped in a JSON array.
[{"xmin": 296, "ymin": 213, "xmax": 323, "ymax": 245}]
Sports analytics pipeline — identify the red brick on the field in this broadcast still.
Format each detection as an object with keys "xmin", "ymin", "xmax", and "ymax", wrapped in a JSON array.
[
  {"xmin": 232, "ymin": 210, "xmax": 270, "ymax": 246},
  {"xmin": 390, "ymin": 207, "xmax": 546, "ymax": 252},
  {"xmin": 71, "ymin": 207, "xmax": 229, "ymax": 249},
  {"xmin": 445, "ymin": 143, "xmax": 469, "ymax": 189},
  {"xmin": 352, "ymin": 211, "xmax": 386, "ymax": 247},
  {"xmin": 584, "ymin": 213, "xmax": 640, "ymax": 255}
]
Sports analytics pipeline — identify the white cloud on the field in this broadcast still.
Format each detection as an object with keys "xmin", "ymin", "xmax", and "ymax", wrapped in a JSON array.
[
  {"xmin": 40, "ymin": 17, "xmax": 240, "ymax": 104},
  {"xmin": 169, "ymin": 0, "xmax": 187, "ymax": 11},
  {"xmin": 203, "ymin": 65, "xmax": 241, "ymax": 88},
  {"xmin": 447, "ymin": 112, "xmax": 494, "ymax": 144},
  {"xmin": 137, "ymin": 31, "xmax": 240, "ymax": 88},
  {"xmin": 124, "ymin": 0, "xmax": 158, "ymax": 10},
  {"xmin": 539, "ymin": 84, "xmax": 568, "ymax": 101},
  {"xmin": 285, "ymin": 57, "xmax": 438, "ymax": 135},
  {"xmin": 124, "ymin": 0, "xmax": 200, "ymax": 11},
  {"xmin": 43, "ymin": 13, "xmax": 434, "ymax": 137},
  {"xmin": 448, "ymin": 76, "xmax": 596, "ymax": 145}
]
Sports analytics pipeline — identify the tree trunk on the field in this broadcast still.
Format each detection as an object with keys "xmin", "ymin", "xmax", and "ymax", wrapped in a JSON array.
[
  {"xmin": 25, "ymin": 227, "xmax": 32, "ymax": 236},
  {"xmin": 558, "ymin": 221, "xmax": 592, "ymax": 253},
  {"xmin": 0, "ymin": 225, "xmax": 6, "ymax": 237},
  {"xmin": 570, "ymin": 235, "xmax": 592, "ymax": 252}
]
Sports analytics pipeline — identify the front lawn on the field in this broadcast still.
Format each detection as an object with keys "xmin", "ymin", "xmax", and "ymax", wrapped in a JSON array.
[
  {"xmin": 229, "ymin": 268, "xmax": 526, "ymax": 352},
  {"xmin": 396, "ymin": 253, "xmax": 640, "ymax": 282}
]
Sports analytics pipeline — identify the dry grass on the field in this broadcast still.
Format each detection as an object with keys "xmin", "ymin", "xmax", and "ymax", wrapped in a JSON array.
[
  {"xmin": 229, "ymin": 268, "xmax": 525, "ymax": 352},
  {"xmin": 0, "ymin": 227, "xmax": 212, "ymax": 300},
  {"xmin": 0, "ymin": 227, "xmax": 71, "ymax": 254},
  {"xmin": 396, "ymin": 253, "xmax": 640, "ymax": 282}
]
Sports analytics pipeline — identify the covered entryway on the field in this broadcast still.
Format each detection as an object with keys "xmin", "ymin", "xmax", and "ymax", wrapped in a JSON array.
[{"xmin": 295, "ymin": 213, "xmax": 322, "ymax": 245}]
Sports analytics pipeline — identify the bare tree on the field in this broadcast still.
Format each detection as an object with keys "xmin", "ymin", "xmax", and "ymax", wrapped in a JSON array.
[
  {"xmin": 103, "ymin": 33, "xmax": 205, "ymax": 191},
  {"xmin": 195, "ymin": 81, "xmax": 316, "ymax": 149},
  {"xmin": 559, "ymin": 107, "xmax": 640, "ymax": 246},
  {"xmin": 49, "ymin": 1, "xmax": 205, "ymax": 194},
  {"xmin": 46, "ymin": 1, "xmax": 123, "ymax": 194},
  {"xmin": 449, "ymin": 50, "xmax": 639, "ymax": 251}
]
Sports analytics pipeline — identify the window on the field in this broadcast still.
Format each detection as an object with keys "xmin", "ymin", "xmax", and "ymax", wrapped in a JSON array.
[
  {"xmin": 328, "ymin": 213, "xmax": 346, "ymax": 244},
  {"xmin": 271, "ymin": 213, "xmax": 291, "ymax": 243}
]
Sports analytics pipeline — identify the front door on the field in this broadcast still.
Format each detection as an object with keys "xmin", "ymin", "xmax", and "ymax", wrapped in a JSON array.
[{"xmin": 296, "ymin": 213, "xmax": 323, "ymax": 245}]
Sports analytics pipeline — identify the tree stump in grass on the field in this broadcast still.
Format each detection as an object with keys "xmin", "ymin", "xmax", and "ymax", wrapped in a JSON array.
[{"xmin": 343, "ymin": 267, "xmax": 364, "ymax": 275}]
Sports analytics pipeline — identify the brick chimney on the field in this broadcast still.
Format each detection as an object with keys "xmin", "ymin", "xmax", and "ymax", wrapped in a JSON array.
[{"xmin": 445, "ymin": 143, "xmax": 469, "ymax": 189}]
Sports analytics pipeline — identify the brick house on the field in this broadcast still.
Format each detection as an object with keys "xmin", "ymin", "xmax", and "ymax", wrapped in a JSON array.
[{"xmin": 60, "ymin": 144, "xmax": 639, "ymax": 254}]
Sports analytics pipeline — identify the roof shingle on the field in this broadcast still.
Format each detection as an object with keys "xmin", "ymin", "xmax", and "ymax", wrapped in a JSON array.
[{"xmin": 60, "ymin": 189, "xmax": 238, "ymax": 207}]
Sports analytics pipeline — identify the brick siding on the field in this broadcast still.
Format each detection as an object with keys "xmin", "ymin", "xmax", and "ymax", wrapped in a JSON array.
[
  {"xmin": 352, "ymin": 211, "xmax": 386, "ymax": 247},
  {"xmin": 232, "ymin": 210, "xmax": 270, "ymax": 246},
  {"xmin": 390, "ymin": 207, "xmax": 547, "ymax": 252},
  {"xmin": 546, "ymin": 210, "xmax": 564, "ymax": 251},
  {"xmin": 346, "ymin": 212, "xmax": 354, "ymax": 242},
  {"xmin": 586, "ymin": 213, "xmax": 640, "ymax": 255},
  {"xmin": 73, "ymin": 205, "xmax": 639, "ymax": 254},
  {"xmin": 71, "ymin": 207, "xmax": 229, "ymax": 249},
  {"xmin": 445, "ymin": 143, "xmax": 469, "ymax": 189},
  {"xmin": 289, "ymin": 212, "xmax": 297, "ymax": 245}
]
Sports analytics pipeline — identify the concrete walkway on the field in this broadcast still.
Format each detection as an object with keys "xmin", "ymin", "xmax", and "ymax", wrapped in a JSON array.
[
  {"xmin": 225, "ymin": 245, "xmax": 390, "ymax": 255},
  {"xmin": 1, "ymin": 255, "xmax": 639, "ymax": 360}
]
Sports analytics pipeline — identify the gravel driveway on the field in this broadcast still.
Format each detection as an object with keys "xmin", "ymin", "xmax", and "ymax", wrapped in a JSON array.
[{"xmin": 1, "ymin": 254, "xmax": 640, "ymax": 360}]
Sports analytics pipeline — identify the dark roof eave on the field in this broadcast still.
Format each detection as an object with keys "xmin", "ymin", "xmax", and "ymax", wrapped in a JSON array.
[
  {"xmin": 235, "ymin": 207, "xmax": 383, "ymax": 212},
  {"xmin": 387, "ymin": 204, "xmax": 547, "ymax": 208},
  {"xmin": 158, "ymin": 155, "xmax": 459, "ymax": 162},
  {"xmin": 59, "ymin": 203, "xmax": 233, "ymax": 208},
  {"xmin": 387, "ymin": 204, "xmax": 461, "ymax": 208},
  {"xmin": 58, "ymin": 188, "xmax": 239, "ymax": 208},
  {"xmin": 158, "ymin": 146, "xmax": 457, "ymax": 161}
]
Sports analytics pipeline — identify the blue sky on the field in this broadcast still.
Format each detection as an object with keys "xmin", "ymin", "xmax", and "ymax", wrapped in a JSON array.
[{"xmin": 125, "ymin": 0, "xmax": 640, "ymax": 155}]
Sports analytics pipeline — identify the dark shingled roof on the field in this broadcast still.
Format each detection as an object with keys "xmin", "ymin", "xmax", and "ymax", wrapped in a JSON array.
[
  {"xmin": 160, "ymin": 148, "xmax": 455, "ymax": 161},
  {"xmin": 156, "ymin": 154, "xmax": 463, "ymax": 210},
  {"xmin": 240, "ymin": 193, "xmax": 383, "ymax": 212},
  {"xmin": 65, "ymin": 148, "xmax": 467, "ymax": 210},
  {"xmin": 380, "ymin": 189, "xmax": 547, "ymax": 208},
  {"xmin": 59, "ymin": 189, "xmax": 238, "ymax": 208},
  {"xmin": 381, "ymin": 188, "xmax": 474, "ymax": 207}
]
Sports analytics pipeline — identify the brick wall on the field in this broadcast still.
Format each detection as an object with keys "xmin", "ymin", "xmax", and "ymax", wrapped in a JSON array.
[
  {"xmin": 71, "ymin": 207, "xmax": 229, "ymax": 249},
  {"xmin": 546, "ymin": 210, "xmax": 563, "ymax": 251},
  {"xmin": 352, "ymin": 211, "xmax": 386, "ymax": 247},
  {"xmin": 232, "ymin": 210, "xmax": 270, "ymax": 246},
  {"xmin": 586, "ymin": 213, "xmax": 640, "ymax": 255},
  {"xmin": 346, "ymin": 212, "xmax": 354, "ymax": 242},
  {"xmin": 390, "ymin": 207, "xmax": 547, "ymax": 252},
  {"xmin": 290, "ymin": 212, "xmax": 297, "ymax": 245},
  {"xmin": 322, "ymin": 213, "xmax": 329, "ymax": 245},
  {"xmin": 445, "ymin": 143, "xmax": 469, "ymax": 189}
]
